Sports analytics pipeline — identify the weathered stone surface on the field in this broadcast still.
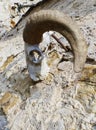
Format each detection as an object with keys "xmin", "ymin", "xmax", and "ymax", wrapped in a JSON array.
[
  {"xmin": 0, "ymin": 92, "xmax": 21, "ymax": 115},
  {"xmin": 0, "ymin": 0, "xmax": 43, "ymax": 37},
  {"xmin": 76, "ymin": 64, "xmax": 96, "ymax": 114},
  {"xmin": 4, "ymin": 82, "xmax": 95, "ymax": 130},
  {"xmin": 0, "ymin": 0, "xmax": 96, "ymax": 130},
  {"xmin": 0, "ymin": 109, "xmax": 8, "ymax": 130}
]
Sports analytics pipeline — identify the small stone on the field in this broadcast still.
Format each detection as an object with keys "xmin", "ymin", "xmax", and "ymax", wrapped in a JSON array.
[
  {"xmin": 58, "ymin": 61, "xmax": 73, "ymax": 71},
  {"xmin": 92, "ymin": 104, "xmax": 96, "ymax": 113},
  {"xmin": 58, "ymin": 62, "xmax": 65, "ymax": 71},
  {"xmin": 47, "ymin": 50, "xmax": 61, "ymax": 67}
]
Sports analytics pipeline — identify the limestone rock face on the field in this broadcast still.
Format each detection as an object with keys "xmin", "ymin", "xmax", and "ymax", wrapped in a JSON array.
[
  {"xmin": 0, "ymin": 0, "xmax": 96, "ymax": 130},
  {"xmin": 0, "ymin": 0, "xmax": 43, "ymax": 37}
]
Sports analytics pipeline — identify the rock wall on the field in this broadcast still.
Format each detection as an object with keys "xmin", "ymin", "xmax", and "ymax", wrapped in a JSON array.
[{"xmin": 0, "ymin": 0, "xmax": 96, "ymax": 130}]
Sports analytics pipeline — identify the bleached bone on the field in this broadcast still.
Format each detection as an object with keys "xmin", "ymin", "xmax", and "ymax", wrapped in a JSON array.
[{"xmin": 23, "ymin": 10, "xmax": 87, "ymax": 73}]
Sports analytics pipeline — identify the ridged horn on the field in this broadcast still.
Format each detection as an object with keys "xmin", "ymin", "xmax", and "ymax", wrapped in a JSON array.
[{"xmin": 23, "ymin": 10, "xmax": 87, "ymax": 72}]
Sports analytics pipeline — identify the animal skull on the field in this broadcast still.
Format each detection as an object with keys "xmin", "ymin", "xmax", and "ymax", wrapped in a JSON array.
[
  {"xmin": 24, "ymin": 32, "xmax": 51, "ymax": 81},
  {"xmin": 23, "ymin": 10, "xmax": 88, "ymax": 81}
]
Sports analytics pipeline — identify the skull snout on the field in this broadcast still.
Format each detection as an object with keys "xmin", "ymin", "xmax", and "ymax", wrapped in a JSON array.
[{"xmin": 28, "ymin": 46, "xmax": 44, "ymax": 64}]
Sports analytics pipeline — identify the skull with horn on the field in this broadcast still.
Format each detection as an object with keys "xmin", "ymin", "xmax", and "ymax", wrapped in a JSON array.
[{"xmin": 23, "ymin": 10, "xmax": 87, "ymax": 81}]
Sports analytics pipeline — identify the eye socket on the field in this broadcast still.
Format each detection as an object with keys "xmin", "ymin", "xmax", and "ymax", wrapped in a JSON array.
[{"xmin": 28, "ymin": 48, "xmax": 44, "ymax": 64}]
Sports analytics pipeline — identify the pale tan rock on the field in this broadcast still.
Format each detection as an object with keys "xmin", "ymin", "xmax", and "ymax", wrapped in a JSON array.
[
  {"xmin": 92, "ymin": 104, "xmax": 96, "ymax": 113},
  {"xmin": 0, "ymin": 92, "xmax": 21, "ymax": 115},
  {"xmin": 47, "ymin": 50, "xmax": 62, "ymax": 67}
]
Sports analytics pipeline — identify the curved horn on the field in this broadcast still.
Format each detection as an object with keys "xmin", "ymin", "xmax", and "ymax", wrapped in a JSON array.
[{"xmin": 23, "ymin": 10, "xmax": 87, "ymax": 72}]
